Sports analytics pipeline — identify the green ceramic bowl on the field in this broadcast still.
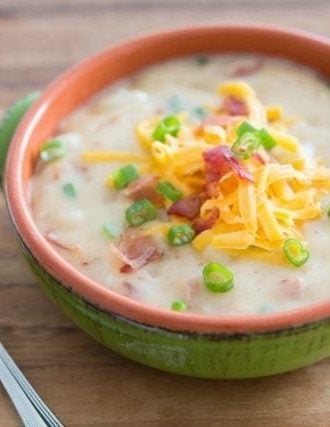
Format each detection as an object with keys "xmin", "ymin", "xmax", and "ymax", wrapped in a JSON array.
[{"xmin": 1, "ymin": 24, "xmax": 330, "ymax": 379}]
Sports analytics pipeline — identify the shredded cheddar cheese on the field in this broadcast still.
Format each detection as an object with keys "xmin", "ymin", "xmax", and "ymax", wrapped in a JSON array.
[
  {"xmin": 266, "ymin": 105, "xmax": 283, "ymax": 122},
  {"xmin": 82, "ymin": 151, "xmax": 147, "ymax": 163},
  {"xmin": 82, "ymin": 80, "xmax": 330, "ymax": 256},
  {"xmin": 218, "ymin": 81, "xmax": 254, "ymax": 98}
]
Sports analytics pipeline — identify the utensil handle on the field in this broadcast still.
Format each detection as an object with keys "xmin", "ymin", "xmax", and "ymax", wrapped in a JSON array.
[
  {"xmin": 0, "ymin": 92, "xmax": 39, "ymax": 190},
  {"xmin": 0, "ymin": 343, "xmax": 63, "ymax": 427},
  {"xmin": 0, "ymin": 358, "xmax": 47, "ymax": 427}
]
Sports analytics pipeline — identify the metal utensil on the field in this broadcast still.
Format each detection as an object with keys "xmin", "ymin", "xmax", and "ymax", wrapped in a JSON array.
[{"xmin": 0, "ymin": 342, "xmax": 63, "ymax": 427}]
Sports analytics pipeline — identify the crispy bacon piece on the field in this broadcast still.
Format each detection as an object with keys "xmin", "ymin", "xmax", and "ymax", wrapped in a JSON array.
[
  {"xmin": 223, "ymin": 96, "xmax": 249, "ymax": 116},
  {"xmin": 110, "ymin": 229, "xmax": 162, "ymax": 273},
  {"xmin": 201, "ymin": 181, "xmax": 220, "ymax": 199},
  {"xmin": 120, "ymin": 265, "xmax": 134, "ymax": 273},
  {"xmin": 279, "ymin": 278, "xmax": 305, "ymax": 299},
  {"xmin": 229, "ymin": 58, "xmax": 264, "ymax": 77},
  {"xmin": 203, "ymin": 145, "xmax": 254, "ymax": 183},
  {"xmin": 167, "ymin": 196, "xmax": 202, "ymax": 220},
  {"xmin": 121, "ymin": 281, "xmax": 136, "ymax": 296},
  {"xmin": 192, "ymin": 207, "xmax": 220, "ymax": 234},
  {"xmin": 125, "ymin": 175, "xmax": 163, "ymax": 206}
]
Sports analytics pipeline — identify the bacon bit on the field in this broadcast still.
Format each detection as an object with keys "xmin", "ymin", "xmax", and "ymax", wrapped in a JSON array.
[
  {"xmin": 279, "ymin": 278, "xmax": 305, "ymax": 299},
  {"xmin": 201, "ymin": 181, "xmax": 220, "ymax": 199},
  {"xmin": 125, "ymin": 175, "xmax": 163, "ymax": 206},
  {"xmin": 45, "ymin": 230, "xmax": 81, "ymax": 252},
  {"xmin": 53, "ymin": 169, "xmax": 61, "ymax": 181},
  {"xmin": 203, "ymin": 145, "xmax": 254, "ymax": 183},
  {"xmin": 223, "ymin": 96, "xmax": 249, "ymax": 116},
  {"xmin": 193, "ymin": 207, "xmax": 219, "ymax": 234},
  {"xmin": 155, "ymin": 107, "xmax": 164, "ymax": 115},
  {"xmin": 184, "ymin": 280, "xmax": 201, "ymax": 304},
  {"xmin": 253, "ymin": 150, "xmax": 271, "ymax": 166},
  {"xmin": 121, "ymin": 281, "xmax": 136, "ymax": 296},
  {"xmin": 120, "ymin": 265, "xmax": 135, "ymax": 273},
  {"xmin": 168, "ymin": 196, "xmax": 202, "ymax": 220},
  {"xmin": 76, "ymin": 163, "xmax": 92, "ymax": 181},
  {"xmin": 229, "ymin": 58, "xmax": 264, "ymax": 77},
  {"xmin": 110, "ymin": 229, "xmax": 162, "ymax": 273},
  {"xmin": 253, "ymin": 152, "xmax": 266, "ymax": 165}
]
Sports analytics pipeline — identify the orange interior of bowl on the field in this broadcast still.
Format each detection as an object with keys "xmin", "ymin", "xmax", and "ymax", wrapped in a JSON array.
[{"xmin": 6, "ymin": 24, "xmax": 330, "ymax": 333}]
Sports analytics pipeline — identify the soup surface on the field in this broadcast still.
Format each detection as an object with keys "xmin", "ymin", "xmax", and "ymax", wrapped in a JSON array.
[{"xmin": 29, "ymin": 54, "xmax": 330, "ymax": 315}]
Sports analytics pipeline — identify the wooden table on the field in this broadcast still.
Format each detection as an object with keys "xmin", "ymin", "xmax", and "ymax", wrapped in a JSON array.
[{"xmin": 1, "ymin": 1, "xmax": 329, "ymax": 425}]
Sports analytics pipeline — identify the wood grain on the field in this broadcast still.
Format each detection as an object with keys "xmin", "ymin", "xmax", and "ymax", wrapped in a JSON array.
[{"xmin": 0, "ymin": 1, "xmax": 329, "ymax": 426}]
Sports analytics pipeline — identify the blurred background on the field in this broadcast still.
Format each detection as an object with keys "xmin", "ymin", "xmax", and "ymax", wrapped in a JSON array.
[{"xmin": 1, "ymin": 0, "xmax": 329, "ymax": 107}]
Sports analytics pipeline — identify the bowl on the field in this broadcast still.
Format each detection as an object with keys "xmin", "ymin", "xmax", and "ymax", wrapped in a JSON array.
[{"xmin": 1, "ymin": 24, "xmax": 330, "ymax": 379}]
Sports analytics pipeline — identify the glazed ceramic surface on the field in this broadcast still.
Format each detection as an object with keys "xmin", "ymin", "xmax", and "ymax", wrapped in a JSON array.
[
  {"xmin": 22, "ymin": 241, "xmax": 330, "ymax": 379},
  {"xmin": 1, "ymin": 25, "xmax": 330, "ymax": 378}
]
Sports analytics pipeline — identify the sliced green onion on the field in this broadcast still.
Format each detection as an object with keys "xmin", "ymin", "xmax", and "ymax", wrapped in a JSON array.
[
  {"xmin": 202, "ymin": 262, "xmax": 234, "ymax": 293},
  {"xmin": 167, "ymin": 94, "xmax": 186, "ymax": 113},
  {"xmin": 193, "ymin": 106, "xmax": 207, "ymax": 121},
  {"xmin": 167, "ymin": 224, "xmax": 195, "ymax": 246},
  {"xmin": 152, "ymin": 115, "xmax": 180, "ymax": 142},
  {"xmin": 236, "ymin": 121, "xmax": 257, "ymax": 137},
  {"xmin": 257, "ymin": 304, "xmax": 273, "ymax": 314},
  {"xmin": 62, "ymin": 182, "xmax": 77, "ymax": 199},
  {"xmin": 39, "ymin": 139, "xmax": 66, "ymax": 162},
  {"xmin": 111, "ymin": 164, "xmax": 139, "ymax": 190},
  {"xmin": 102, "ymin": 222, "xmax": 121, "ymax": 240},
  {"xmin": 171, "ymin": 300, "xmax": 188, "ymax": 312},
  {"xmin": 156, "ymin": 181, "xmax": 183, "ymax": 202},
  {"xmin": 125, "ymin": 199, "xmax": 156, "ymax": 226},
  {"xmin": 195, "ymin": 55, "xmax": 209, "ymax": 66},
  {"xmin": 259, "ymin": 128, "xmax": 277, "ymax": 149},
  {"xmin": 235, "ymin": 121, "xmax": 277, "ymax": 151},
  {"xmin": 232, "ymin": 131, "xmax": 260, "ymax": 159},
  {"xmin": 283, "ymin": 239, "xmax": 310, "ymax": 267}
]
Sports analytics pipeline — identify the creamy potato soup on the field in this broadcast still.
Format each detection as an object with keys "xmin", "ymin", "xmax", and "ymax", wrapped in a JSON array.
[{"xmin": 29, "ymin": 54, "xmax": 330, "ymax": 315}]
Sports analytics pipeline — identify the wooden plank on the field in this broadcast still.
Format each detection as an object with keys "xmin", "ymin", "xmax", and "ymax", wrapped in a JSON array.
[
  {"xmin": 0, "ymin": 1, "xmax": 329, "ymax": 425},
  {"xmin": 0, "ymin": 1, "xmax": 329, "ymax": 106}
]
